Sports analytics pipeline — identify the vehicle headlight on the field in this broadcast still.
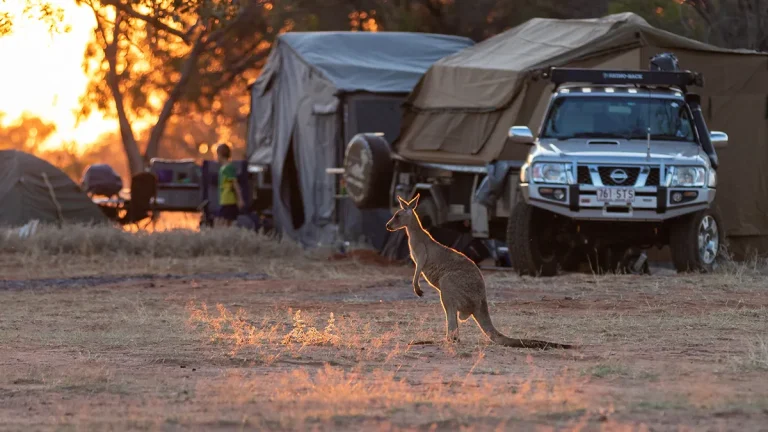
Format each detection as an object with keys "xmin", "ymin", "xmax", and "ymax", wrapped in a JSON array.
[
  {"xmin": 665, "ymin": 166, "xmax": 706, "ymax": 187},
  {"xmin": 531, "ymin": 163, "xmax": 573, "ymax": 184}
]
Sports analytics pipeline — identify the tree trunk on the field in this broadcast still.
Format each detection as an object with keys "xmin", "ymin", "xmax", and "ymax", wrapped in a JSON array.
[
  {"xmin": 89, "ymin": 5, "xmax": 145, "ymax": 175},
  {"xmin": 143, "ymin": 38, "xmax": 207, "ymax": 163},
  {"xmin": 106, "ymin": 42, "xmax": 143, "ymax": 173},
  {"xmin": 116, "ymin": 112, "xmax": 144, "ymax": 175}
]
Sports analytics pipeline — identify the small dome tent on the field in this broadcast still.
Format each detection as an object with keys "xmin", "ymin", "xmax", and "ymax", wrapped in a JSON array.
[{"xmin": 0, "ymin": 150, "xmax": 107, "ymax": 227}]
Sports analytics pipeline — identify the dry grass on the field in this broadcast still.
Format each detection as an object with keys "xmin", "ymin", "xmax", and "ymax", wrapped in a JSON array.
[
  {"xmin": 1, "ymin": 268, "xmax": 767, "ymax": 430},
  {"xmin": 0, "ymin": 222, "xmax": 301, "ymax": 258},
  {"xmin": 732, "ymin": 336, "xmax": 768, "ymax": 372},
  {"xmin": 2, "ymin": 225, "xmax": 768, "ymax": 430},
  {"xmin": 0, "ymin": 222, "xmax": 399, "ymax": 281}
]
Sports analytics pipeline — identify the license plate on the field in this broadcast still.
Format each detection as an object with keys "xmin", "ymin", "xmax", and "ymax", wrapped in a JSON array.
[{"xmin": 596, "ymin": 187, "xmax": 635, "ymax": 203}]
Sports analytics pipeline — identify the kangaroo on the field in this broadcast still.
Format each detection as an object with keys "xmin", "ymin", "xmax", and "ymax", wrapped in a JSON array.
[{"xmin": 386, "ymin": 194, "xmax": 572, "ymax": 349}]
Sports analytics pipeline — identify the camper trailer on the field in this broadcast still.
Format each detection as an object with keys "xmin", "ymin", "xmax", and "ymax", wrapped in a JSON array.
[{"xmin": 341, "ymin": 13, "xmax": 768, "ymax": 275}]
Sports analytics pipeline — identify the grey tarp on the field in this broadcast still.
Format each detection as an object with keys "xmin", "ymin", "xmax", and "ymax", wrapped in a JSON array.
[
  {"xmin": 394, "ymin": 13, "xmax": 768, "ymax": 256},
  {"xmin": 246, "ymin": 31, "xmax": 473, "ymax": 246},
  {"xmin": 0, "ymin": 150, "xmax": 107, "ymax": 227}
]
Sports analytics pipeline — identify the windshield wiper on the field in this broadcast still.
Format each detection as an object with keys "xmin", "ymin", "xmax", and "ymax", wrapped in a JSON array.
[
  {"xmin": 553, "ymin": 132, "xmax": 628, "ymax": 140},
  {"xmin": 626, "ymin": 133, "xmax": 690, "ymax": 142},
  {"xmin": 649, "ymin": 134, "xmax": 690, "ymax": 142}
]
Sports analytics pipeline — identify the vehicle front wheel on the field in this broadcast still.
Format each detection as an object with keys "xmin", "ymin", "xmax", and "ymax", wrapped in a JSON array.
[
  {"xmin": 670, "ymin": 208, "xmax": 724, "ymax": 273},
  {"xmin": 507, "ymin": 202, "xmax": 558, "ymax": 277}
]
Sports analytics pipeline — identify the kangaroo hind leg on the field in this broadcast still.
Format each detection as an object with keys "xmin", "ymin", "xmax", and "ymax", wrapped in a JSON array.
[
  {"xmin": 442, "ymin": 301, "xmax": 459, "ymax": 343},
  {"xmin": 458, "ymin": 311, "xmax": 472, "ymax": 322}
]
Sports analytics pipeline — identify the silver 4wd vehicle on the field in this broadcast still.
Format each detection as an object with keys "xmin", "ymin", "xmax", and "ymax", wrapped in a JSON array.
[{"xmin": 507, "ymin": 61, "xmax": 728, "ymax": 276}]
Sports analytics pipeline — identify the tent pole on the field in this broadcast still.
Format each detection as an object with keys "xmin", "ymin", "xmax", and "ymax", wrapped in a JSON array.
[{"xmin": 42, "ymin": 172, "xmax": 65, "ymax": 228}]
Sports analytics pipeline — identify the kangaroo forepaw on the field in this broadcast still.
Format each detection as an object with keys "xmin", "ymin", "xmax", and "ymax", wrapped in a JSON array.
[{"xmin": 413, "ymin": 285, "xmax": 423, "ymax": 297}]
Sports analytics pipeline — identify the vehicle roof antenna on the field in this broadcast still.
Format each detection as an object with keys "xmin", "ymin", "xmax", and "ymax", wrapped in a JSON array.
[
  {"xmin": 646, "ymin": 126, "xmax": 651, "ymax": 160},
  {"xmin": 646, "ymin": 83, "xmax": 652, "ymax": 160}
]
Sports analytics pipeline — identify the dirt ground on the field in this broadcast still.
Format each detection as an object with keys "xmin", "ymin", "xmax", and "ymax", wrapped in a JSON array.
[{"xmin": 1, "ymin": 251, "xmax": 767, "ymax": 431}]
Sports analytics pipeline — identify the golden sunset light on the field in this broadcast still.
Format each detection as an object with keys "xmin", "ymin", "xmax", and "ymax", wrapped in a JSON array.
[
  {"xmin": 0, "ymin": 0, "xmax": 116, "ymax": 153},
  {"xmin": 3, "ymin": 2, "xmax": 768, "ymax": 431}
]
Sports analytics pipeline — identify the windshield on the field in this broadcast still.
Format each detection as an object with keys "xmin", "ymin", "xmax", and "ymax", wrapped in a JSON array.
[{"xmin": 541, "ymin": 96, "xmax": 695, "ymax": 142}]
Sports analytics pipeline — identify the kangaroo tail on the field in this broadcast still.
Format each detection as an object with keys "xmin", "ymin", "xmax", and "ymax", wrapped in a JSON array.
[{"xmin": 473, "ymin": 300, "xmax": 573, "ymax": 350}]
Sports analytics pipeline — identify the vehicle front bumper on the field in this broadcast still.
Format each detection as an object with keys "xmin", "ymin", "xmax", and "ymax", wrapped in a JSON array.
[{"xmin": 520, "ymin": 183, "xmax": 715, "ymax": 221}]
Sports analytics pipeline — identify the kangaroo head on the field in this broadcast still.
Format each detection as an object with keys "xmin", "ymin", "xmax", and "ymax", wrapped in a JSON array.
[{"xmin": 385, "ymin": 194, "xmax": 420, "ymax": 232}]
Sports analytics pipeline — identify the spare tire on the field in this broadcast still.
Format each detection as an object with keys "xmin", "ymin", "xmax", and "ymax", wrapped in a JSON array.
[{"xmin": 343, "ymin": 133, "xmax": 393, "ymax": 209}]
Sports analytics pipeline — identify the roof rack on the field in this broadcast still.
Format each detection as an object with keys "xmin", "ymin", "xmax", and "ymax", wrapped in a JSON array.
[{"xmin": 543, "ymin": 67, "xmax": 704, "ymax": 90}]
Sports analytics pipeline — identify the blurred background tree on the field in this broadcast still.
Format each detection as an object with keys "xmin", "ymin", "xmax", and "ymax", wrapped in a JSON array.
[
  {"xmin": 75, "ymin": 0, "xmax": 290, "ymax": 174},
  {"xmin": 0, "ymin": 112, "xmax": 57, "ymax": 154},
  {"xmin": 0, "ymin": 0, "xmax": 764, "ymax": 184}
]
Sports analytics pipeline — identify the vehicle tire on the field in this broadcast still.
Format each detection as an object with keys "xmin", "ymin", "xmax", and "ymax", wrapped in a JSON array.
[
  {"xmin": 669, "ymin": 208, "xmax": 724, "ymax": 273},
  {"xmin": 343, "ymin": 133, "xmax": 393, "ymax": 209},
  {"xmin": 507, "ymin": 201, "xmax": 558, "ymax": 277}
]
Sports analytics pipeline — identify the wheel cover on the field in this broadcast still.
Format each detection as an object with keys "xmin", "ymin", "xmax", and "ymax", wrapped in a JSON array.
[{"xmin": 698, "ymin": 215, "xmax": 719, "ymax": 265}]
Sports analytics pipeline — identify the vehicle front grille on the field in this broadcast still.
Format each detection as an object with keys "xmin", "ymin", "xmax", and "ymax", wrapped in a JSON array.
[
  {"xmin": 597, "ymin": 166, "xmax": 641, "ymax": 186},
  {"xmin": 645, "ymin": 167, "xmax": 660, "ymax": 186},
  {"xmin": 575, "ymin": 165, "xmax": 661, "ymax": 186},
  {"xmin": 577, "ymin": 166, "xmax": 592, "ymax": 185}
]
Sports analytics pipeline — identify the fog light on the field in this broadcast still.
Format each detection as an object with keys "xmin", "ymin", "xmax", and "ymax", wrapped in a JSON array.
[
  {"xmin": 539, "ymin": 187, "xmax": 566, "ymax": 202},
  {"xmin": 671, "ymin": 190, "xmax": 698, "ymax": 204}
]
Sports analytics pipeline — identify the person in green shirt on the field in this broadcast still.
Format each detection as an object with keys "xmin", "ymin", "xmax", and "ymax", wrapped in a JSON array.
[{"xmin": 215, "ymin": 143, "xmax": 244, "ymax": 227}]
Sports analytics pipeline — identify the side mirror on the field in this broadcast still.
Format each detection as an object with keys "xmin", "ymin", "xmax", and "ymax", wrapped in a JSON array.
[
  {"xmin": 508, "ymin": 126, "xmax": 535, "ymax": 145},
  {"xmin": 710, "ymin": 131, "xmax": 728, "ymax": 149}
]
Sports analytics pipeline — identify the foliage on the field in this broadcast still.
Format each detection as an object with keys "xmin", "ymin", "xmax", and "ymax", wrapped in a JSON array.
[
  {"xmin": 0, "ymin": 112, "xmax": 57, "ymax": 154},
  {"xmin": 73, "ymin": 0, "xmax": 290, "ymax": 174},
  {"xmin": 1, "ymin": 0, "xmax": 285, "ymax": 174},
  {"xmin": 292, "ymin": 0, "xmax": 611, "ymax": 41},
  {"xmin": 609, "ymin": 0, "xmax": 710, "ymax": 45},
  {"xmin": 0, "ymin": 0, "xmax": 70, "ymax": 36},
  {"xmin": 1, "ymin": 0, "xmax": 765, "ymax": 178},
  {"xmin": 680, "ymin": 0, "xmax": 768, "ymax": 51},
  {"xmin": 0, "ymin": 111, "xmax": 127, "ymax": 182}
]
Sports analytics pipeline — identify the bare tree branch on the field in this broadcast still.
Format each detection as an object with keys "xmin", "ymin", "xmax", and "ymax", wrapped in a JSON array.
[{"xmin": 101, "ymin": 0, "xmax": 190, "ymax": 43}]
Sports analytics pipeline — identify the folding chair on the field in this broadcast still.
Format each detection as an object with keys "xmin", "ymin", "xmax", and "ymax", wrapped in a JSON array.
[{"xmin": 119, "ymin": 172, "xmax": 158, "ymax": 230}]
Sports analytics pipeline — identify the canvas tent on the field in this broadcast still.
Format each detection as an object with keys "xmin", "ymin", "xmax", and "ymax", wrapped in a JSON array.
[
  {"xmin": 0, "ymin": 150, "xmax": 107, "ymax": 227},
  {"xmin": 394, "ymin": 12, "xmax": 768, "ymax": 256},
  {"xmin": 246, "ymin": 31, "xmax": 474, "ymax": 247}
]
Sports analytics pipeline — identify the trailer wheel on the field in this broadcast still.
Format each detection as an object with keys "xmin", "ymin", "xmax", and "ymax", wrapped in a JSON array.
[
  {"xmin": 507, "ymin": 202, "xmax": 558, "ymax": 277},
  {"xmin": 343, "ymin": 133, "xmax": 393, "ymax": 209},
  {"xmin": 670, "ymin": 208, "xmax": 724, "ymax": 273}
]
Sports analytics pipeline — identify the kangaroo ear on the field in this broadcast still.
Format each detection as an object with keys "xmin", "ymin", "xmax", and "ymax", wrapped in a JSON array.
[
  {"xmin": 408, "ymin": 193, "xmax": 420, "ymax": 209},
  {"xmin": 397, "ymin": 196, "xmax": 408, "ymax": 209}
]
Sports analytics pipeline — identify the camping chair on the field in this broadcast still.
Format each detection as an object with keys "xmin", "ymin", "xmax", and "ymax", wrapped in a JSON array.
[{"xmin": 119, "ymin": 172, "xmax": 158, "ymax": 230}]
